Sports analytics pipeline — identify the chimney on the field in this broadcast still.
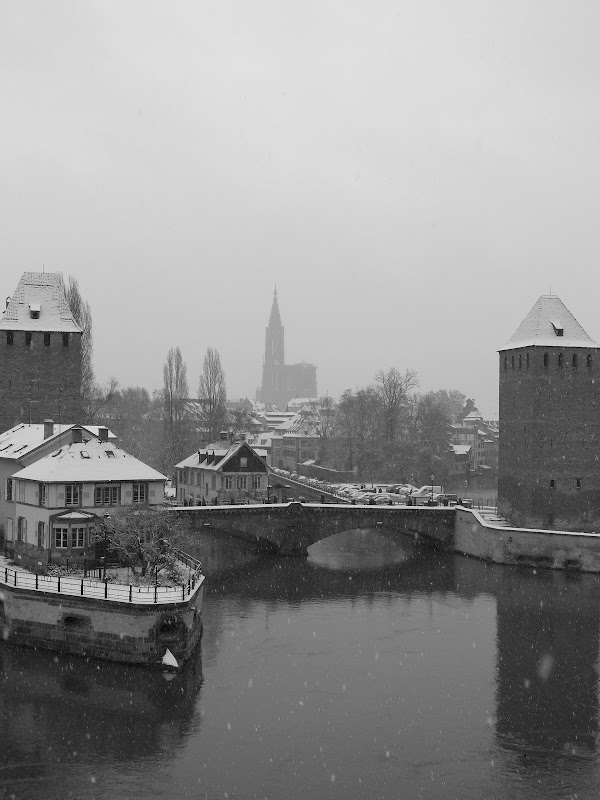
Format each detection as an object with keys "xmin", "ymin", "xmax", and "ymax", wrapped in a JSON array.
[
  {"xmin": 43, "ymin": 419, "xmax": 54, "ymax": 440},
  {"xmin": 98, "ymin": 427, "xmax": 108, "ymax": 442},
  {"xmin": 72, "ymin": 426, "xmax": 83, "ymax": 444}
]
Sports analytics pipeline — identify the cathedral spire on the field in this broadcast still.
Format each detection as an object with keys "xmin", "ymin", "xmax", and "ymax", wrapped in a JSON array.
[{"xmin": 269, "ymin": 286, "xmax": 282, "ymax": 328}]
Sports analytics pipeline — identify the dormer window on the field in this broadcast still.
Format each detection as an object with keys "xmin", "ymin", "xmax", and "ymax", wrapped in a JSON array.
[
  {"xmin": 29, "ymin": 304, "xmax": 40, "ymax": 319},
  {"xmin": 551, "ymin": 320, "xmax": 564, "ymax": 337}
]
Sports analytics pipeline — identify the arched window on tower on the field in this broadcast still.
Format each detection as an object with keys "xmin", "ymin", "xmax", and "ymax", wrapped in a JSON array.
[
  {"xmin": 543, "ymin": 353, "xmax": 549, "ymax": 368},
  {"xmin": 587, "ymin": 354, "xmax": 593, "ymax": 368},
  {"xmin": 503, "ymin": 356, "xmax": 508, "ymax": 371},
  {"xmin": 526, "ymin": 353, "xmax": 530, "ymax": 369},
  {"xmin": 573, "ymin": 354, "xmax": 578, "ymax": 368},
  {"xmin": 558, "ymin": 353, "xmax": 563, "ymax": 367},
  {"xmin": 518, "ymin": 354, "xmax": 522, "ymax": 369},
  {"xmin": 511, "ymin": 355, "xmax": 515, "ymax": 369}
]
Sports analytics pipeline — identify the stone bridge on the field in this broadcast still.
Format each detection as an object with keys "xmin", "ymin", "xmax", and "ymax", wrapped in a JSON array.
[{"xmin": 175, "ymin": 502, "xmax": 456, "ymax": 556}]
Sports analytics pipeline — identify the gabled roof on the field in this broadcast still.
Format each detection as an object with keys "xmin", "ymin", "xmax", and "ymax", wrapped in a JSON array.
[
  {"xmin": 0, "ymin": 272, "xmax": 81, "ymax": 332},
  {"xmin": 175, "ymin": 441, "xmax": 268, "ymax": 472},
  {"xmin": 13, "ymin": 439, "xmax": 166, "ymax": 483},
  {"xmin": 500, "ymin": 294, "xmax": 599, "ymax": 351},
  {"xmin": 0, "ymin": 423, "xmax": 115, "ymax": 461}
]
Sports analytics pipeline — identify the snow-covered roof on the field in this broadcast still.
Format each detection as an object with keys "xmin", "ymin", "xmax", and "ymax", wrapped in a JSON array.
[
  {"xmin": 175, "ymin": 441, "xmax": 267, "ymax": 472},
  {"xmin": 13, "ymin": 439, "xmax": 166, "ymax": 483},
  {"xmin": 500, "ymin": 294, "xmax": 599, "ymax": 351},
  {"xmin": 0, "ymin": 272, "xmax": 81, "ymax": 333},
  {"xmin": 451, "ymin": 444, "xmax": 472, "ymax": 456},
  {"xmin": 0, "ymin": 423, "xmax": 115, "ymax": 461}
]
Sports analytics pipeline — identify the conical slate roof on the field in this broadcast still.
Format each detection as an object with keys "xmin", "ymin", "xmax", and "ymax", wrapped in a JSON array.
[
  {"xmin": 268, "ymin": 286, "xmax": 282, "ymax": 328},
  {"xmin": 500, "ymin": 295, "xmax": 599, "ymax": 351}
]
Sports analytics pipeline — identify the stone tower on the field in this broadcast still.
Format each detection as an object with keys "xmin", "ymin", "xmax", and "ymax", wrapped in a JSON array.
[
  {"xmin": 257, "ymin": 288, "xmax": 288, "ymax": 408},
  {"xmin": 0, "ymin": 272, "xmax": 82, "ymax": 432},
  {"xmin": 498, "ymin": 294, "xmax": 600, "ymax": 526}
]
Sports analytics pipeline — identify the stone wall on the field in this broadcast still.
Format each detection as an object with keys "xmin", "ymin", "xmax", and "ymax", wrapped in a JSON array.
[
  {"xmin": 454, "ymin": 507, "xmax": 600, "ymax": 572},
  {"xmin": 0, "ymin": 329, "xmax": 82, "ymax": 432},
  {"xmin": 498, "ymin": 345, "xmax": 600, "ymax": 527}
]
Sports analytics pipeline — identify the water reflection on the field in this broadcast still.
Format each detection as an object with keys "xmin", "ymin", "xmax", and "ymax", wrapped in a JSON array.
[
  {"xmin": 494, "ymin": 569, "xmax": 599, "ymax": 770},
  {"xmin": 0, "ymin": 643, "xmax": 203, "ymax": 798}
]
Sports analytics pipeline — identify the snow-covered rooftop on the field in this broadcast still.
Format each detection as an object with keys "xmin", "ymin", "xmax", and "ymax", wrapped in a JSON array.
[
  {"xmin": 0, "ymin": 423, "xmax": 115, "ymax": 461},
  {"xmin": 0, "ymin": 272, "xmax": 81, "ymax": 333},
  {"xmin": 13, "ymin": 439, "xmax": 166, "ymax": 483},
  {"xmin": 500, "ymin": 294, "xmax": 599, "ymax": 351}
]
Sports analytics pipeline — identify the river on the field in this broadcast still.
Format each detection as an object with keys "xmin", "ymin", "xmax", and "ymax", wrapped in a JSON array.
[{"xmin": 0, "ymin": 528, "xmax": 599, "ymax": 799}]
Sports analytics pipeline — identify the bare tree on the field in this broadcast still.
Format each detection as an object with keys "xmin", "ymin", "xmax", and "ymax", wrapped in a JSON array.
[
  {"xmin": 198, "ymin": 347, "xmax": 227, "ymax": 444},
  {"xmin": 163, "ymin": 347, "xmax": 189, "ymax": 468},
  {"xmin": 60, "ymin": 274, "xmax": 94, "ymax": 420},
  {"xmin": 85, "ymin": 377, "xmax": 119, "ymax": 423},
  {"xmin": 104, "ymin": 506, "xmax": 187, "ymax": 579},
  {"xmin": 374, "ymin": 367, "xmax": 418, "ymax": 444}
]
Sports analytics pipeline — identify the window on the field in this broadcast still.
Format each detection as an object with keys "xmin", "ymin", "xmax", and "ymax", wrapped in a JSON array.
[
  {"xmin": 37, "ymin": 521, "xmax": 45, "ymax": 548},
  {"xmin": 54, "ymin": 527, "xmax": 68, "ymax": 548},
  {"xmin": 25, "ymin": 332, "xmax": 32, "ymax": 347},
  {"xmin": 252, "ymin": 475, "xmax": 261, "ymax": 490},
  {"xmin": 543, "ymin": 353, "xmax": 549, "ymax": 368},
  {"xmin": 240, "ymin": 457, "xmax": 248, "ymax": 469},
  {"xmin": 5, "ymin": 478, "xmax": 12, "ymax": 501},
  {"xmin": 105, "ymin": 450, "xmax": 115, "ymax": 458},
  {"xmin": 62, "ymin": 333, "xmax": 69, "ymax": 347},
  {"xmin": 71, "ymin": 527, "xmax": 85, "ymax": 548},
  {"xmin": 224, "ymin": 476, "xmax": 233, "ymax": 490},
  {"xmin": 39, "ymin": 483, "xmax": 46, "ymax": 507},
  {"xmin": 576, "ymin": 479, "xmax": 582, "ymax": 490},
  {"xmin": 17, "ymin": 517, "xmax": 26, "ymax": 542},
  {"xmin": 573, "ymin": 354, "xmax": 578, "ymax": 368},
  {"xmin": 558, "ymin": 353, "xmax": 563, "ymax": 367},
  {"xmin": 587, "ymin": 354, "xmax": 593, "ymax": 368},
  {"xmin": 237, "ymin": 476, "xmax": 247, "ymax": 490},
  {"xmin": 6, "ymin": 331, "xmax": 13, "ymax": 346},
  {"xmin": 503, "ymin": 356, "xmax": 507, "ymax": 371},
  {"xmin": 95, "ymin": 485, "xmax": 121, "ymax": 506},
  {"xmin": 65, "ymin": 484, "xmax": 80, "ymax": 506},
  {"xmin": 44, "ymin": 332, "xmax": 50, "ymax": 346},
  {"xmin": 526, "ymin": 353, "xmax": 530, "ymax": 369},
  {"xmin": 518, "ymin": 354, "xmax": 522, "ymax": 369},
  {"xmin": 511, "ymin": 355, "xmax": 515, "ymax": 369},
  {"xmin": 550, "ymin": 479, "xmax": 555, "ymax": 489},
  {"xmin": 133, "ymin": 483, "xmax": 147, "ymax": 503}
]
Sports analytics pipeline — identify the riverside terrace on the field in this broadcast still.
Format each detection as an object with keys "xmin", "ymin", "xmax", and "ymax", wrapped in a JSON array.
[{"xmin": 0, "ymin": 552, "xmax": 205, "ymax": 666}]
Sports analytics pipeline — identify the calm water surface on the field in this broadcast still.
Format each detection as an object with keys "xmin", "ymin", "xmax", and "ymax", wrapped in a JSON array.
[{"xmin": 1, "ymin": 529, "xmax": 600, "ymax": 799}]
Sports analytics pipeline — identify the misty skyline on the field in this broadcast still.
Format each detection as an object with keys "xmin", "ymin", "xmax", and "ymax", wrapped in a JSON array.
[{"xmin": 4, "ymin": 1, "xmax": 600, "ymax": 418}]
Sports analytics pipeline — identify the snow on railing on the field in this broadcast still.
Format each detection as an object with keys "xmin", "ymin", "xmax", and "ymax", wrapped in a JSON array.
[{"xmin": 0, "ymin": 563, "xmax": 204, "ymax": 605}]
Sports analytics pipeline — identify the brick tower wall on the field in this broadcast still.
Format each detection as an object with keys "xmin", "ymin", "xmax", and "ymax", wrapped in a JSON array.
[
  {"xmin": 0, "ymin": 329, "xmax": 82, "ymax": 432},
  {"xmin": 498, "ymin": 345, "xmax": 600, "ymax": 527}
]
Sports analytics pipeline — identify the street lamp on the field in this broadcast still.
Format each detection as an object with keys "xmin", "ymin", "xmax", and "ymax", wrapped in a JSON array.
[
  {"xmin": 430, "ymin": 473, "xmax": 435, "ymax": 505},
  {"xmin": 102, "ymin": 513, "xmax": 110, "ymax": 579}
]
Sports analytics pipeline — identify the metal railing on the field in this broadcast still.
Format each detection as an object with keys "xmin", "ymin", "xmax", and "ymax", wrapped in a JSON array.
[{"xmin": 0, "ymin": 563, "xmax": 204, "ymax": 606}]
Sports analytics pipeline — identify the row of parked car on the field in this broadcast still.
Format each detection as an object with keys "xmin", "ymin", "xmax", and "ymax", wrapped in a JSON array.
[{"xmin": 269, "ymin": 468, "xmax": 465, "ymax": 506}]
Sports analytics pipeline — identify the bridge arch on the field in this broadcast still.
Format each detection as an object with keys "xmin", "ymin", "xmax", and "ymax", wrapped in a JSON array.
[{"xmin": 175, "ymin": 503, "xmax": 456, "ymax": 556}]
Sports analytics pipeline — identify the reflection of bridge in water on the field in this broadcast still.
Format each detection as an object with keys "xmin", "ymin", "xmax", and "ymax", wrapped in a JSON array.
[{"xmin": 176, "ymin": 502, "xmax": 455, "ymax": 555}]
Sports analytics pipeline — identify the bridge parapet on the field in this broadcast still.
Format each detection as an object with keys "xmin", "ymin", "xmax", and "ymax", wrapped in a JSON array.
[{"xmin": 174, "ymin": 503, "xmax": 456, "ymax": 556}]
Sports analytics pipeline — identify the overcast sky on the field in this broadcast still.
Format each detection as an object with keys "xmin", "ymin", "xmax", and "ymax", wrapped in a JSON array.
[{"xmin": 3, "ymin": 0, "xmax": 600, "ymax": 418}]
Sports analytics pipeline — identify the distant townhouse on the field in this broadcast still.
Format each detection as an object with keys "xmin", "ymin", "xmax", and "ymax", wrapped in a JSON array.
[
  {"xmin": 175, "ymin": 441, "xmax": 269, "ymax": 505},
  {"xmin": 449, "ymin": 400, "xmax": 498, "ymax": 488},
  {"xmin": 6, "ymin": 425, "xmax": 166, "ymax": 569}
]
